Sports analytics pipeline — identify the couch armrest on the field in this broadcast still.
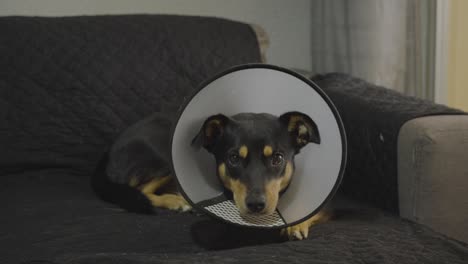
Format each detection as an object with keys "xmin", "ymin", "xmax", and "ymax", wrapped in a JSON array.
[
  {"xmin": 249, "ymin": 24, "xmax": 269, "ymax": 63},
  {"xmin": 398, "ymin": 115, "xmax": 468, "ymax": 243}
]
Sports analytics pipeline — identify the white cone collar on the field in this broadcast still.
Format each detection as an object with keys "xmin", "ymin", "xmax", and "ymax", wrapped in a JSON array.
[{"xmin": 170, "ymin": 64, "xmax": 346, "ymax": 228}]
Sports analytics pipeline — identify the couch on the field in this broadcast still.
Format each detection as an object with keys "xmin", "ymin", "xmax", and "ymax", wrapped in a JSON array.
[{"xmin": 1, "ymin": 15, "xmax": 468, "ymax": 264}]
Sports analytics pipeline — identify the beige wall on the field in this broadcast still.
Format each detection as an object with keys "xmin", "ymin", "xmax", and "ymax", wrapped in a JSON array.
[
  {"xmin": 447, "ymin": 0, "xmax": 468, "ymax": 111},
  {"xmin": 0, "ymin": 0, "xmax": 312, "ymax": 71}
]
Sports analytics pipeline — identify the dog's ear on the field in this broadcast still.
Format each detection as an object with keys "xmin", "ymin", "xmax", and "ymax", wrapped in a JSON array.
[
  {"xmin": 279, "ymin": 111, "xmax": 320, "ymax": 151},
  {"xmin": 192, "ymin": 114, "xmax": 229, "ymax": 152}
]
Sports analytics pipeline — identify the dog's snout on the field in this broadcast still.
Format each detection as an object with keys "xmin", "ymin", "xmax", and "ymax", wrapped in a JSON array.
[
  {"xmin": 246, "ymin": 194, "xmax": 266, "ymax": 213},
  {"xmin": 247, "ymin": 201, "xmax": 265, "ymax": 212}
]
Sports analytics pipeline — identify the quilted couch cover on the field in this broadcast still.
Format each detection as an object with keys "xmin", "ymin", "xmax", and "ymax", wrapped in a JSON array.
[{"xmin": 1, "ymin": 15, "xmax": 468, "ymax": 264}]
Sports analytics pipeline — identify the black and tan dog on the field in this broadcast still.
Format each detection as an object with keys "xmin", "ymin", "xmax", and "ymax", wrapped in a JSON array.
[{"xmin": 92, "ymin": 111, "xmax": 329, "ymax": 240}]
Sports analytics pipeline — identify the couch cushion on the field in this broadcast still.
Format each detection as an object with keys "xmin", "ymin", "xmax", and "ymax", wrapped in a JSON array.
[
  {"xmin": 0, "ymin": 15, "xmax": 261, "ymax": 177},
  {"xmin": 3, "ymin": 172, "xmax": 468, "ymax": 263}
]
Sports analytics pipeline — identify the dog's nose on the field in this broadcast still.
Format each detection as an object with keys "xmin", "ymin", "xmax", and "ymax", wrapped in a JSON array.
[{"xmin": 246, "ymin": 197, "xmax": 266, "ymax": 213}]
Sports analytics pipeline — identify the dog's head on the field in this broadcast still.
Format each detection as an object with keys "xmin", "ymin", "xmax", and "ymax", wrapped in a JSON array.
[{"xmin": 192, "ymin": 112, "xmax": 320, "ymax": 215}]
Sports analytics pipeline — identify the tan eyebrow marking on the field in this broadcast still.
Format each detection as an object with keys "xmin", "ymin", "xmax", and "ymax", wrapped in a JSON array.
[
  {"xmin": 239, "ymin": 145, "xmax": 248, "ymax": 158},
  {"xmin": 263, "ymin": 145, "xmax": 273, "ymax": 157}
]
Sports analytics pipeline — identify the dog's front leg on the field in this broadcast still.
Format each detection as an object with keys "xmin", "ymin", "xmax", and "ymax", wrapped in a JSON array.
[{"xmin": 280, "ymin": 210, "xmax": 330, "ymax": 240}]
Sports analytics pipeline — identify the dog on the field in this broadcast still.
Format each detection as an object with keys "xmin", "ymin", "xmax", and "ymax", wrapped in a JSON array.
[{"xmin": 92, "ymin": 111, "xmax": 329, "ymax": 240}]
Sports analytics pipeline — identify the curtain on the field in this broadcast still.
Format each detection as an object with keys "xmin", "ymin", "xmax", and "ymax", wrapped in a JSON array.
[{"xmin": 310, "ymin": 0, "xmax": 436, "ymax": 100}]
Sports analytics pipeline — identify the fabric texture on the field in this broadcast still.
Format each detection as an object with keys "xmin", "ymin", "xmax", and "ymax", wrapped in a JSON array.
[
  {"xmin": 3, "ymin": 173, "xmax": 468, "ymax": 264},
  {"xmin": 398, "ymin": 115, "xmax": 468, "ymax": 243},
  {"xmin": 1, "ymin": 15, "xmax": 468, "ymax": 264},
  {"xmin": 312, "ymin": 73, "xmax": 466, "ymax": 213},
  {"xmin": 0, "ymin": 15, "xmax": 261, "ymax": 177}
]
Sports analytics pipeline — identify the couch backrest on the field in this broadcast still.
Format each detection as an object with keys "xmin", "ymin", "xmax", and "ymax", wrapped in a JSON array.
[{"xmin": 0, "ymin": 15, "xmax": 261, "ymax": 176}]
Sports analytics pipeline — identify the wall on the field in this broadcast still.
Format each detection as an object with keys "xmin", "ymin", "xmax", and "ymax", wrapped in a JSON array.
[
  {"xmin": 0, "ymin": 0, "xmax": 312, "ymax": 71},
  {"xmin": 447, "ymin": 0, "xmax": 468, "ymax": 111}
]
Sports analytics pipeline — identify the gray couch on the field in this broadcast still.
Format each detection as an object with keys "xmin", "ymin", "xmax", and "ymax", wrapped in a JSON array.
[
  {"xmin": 2, "ymin": 15, "xmax": 468, "ymax": 264},
  {"xmin": 399, "ymin": 115, "xmax": 468, "ymax": 243}
]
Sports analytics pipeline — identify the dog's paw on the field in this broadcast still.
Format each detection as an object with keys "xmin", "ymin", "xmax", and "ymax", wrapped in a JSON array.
[
  {"xmin": 164, "ymin": 194, "xmax": 192, "ymax": 212},
  {"xmin": 280, "ymin": 221, "xmax": 310, "ymax": 241}
]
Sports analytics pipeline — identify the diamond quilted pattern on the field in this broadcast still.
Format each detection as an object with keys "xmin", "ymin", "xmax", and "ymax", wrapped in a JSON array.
[{"xmin": 0, "ymin": 15, "xmax": 261, "ymax": 176}]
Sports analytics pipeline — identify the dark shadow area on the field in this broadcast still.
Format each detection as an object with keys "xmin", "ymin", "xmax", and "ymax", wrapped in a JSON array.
[{"xmin": 190, "ymin": 218, "xmax": 285, "ymax": 250}]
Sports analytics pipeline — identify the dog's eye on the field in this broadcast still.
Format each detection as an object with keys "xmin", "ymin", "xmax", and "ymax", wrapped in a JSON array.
[
  {"xmin": 228, "ymin": 153, "xmax": 241, "ymax": 167},
  {"xmin": 271, "ymin": 153, "xmax": 284, "ymax": 166}
]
